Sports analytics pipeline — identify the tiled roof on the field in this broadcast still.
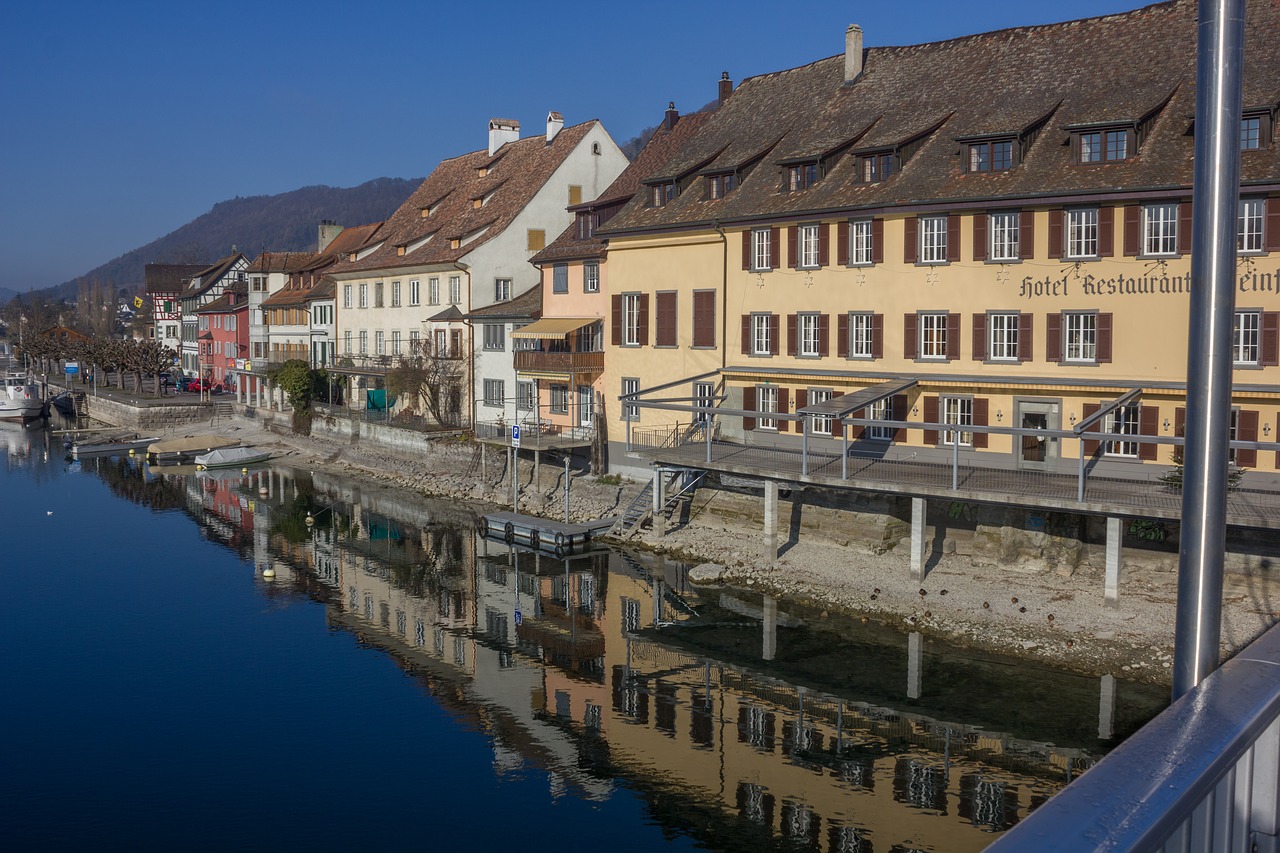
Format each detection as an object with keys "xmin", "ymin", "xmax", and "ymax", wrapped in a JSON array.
[
  {"xmin": 144, "ymin": 263, "xmax": 206, "ymax": 294},
  {"xmin": 603, "ymin": 0, "xmax": 1280, "ymax": 235},
  {"xmin": 326, "ymin": 121, "xmax": 599, "ymax": 275},
  {"xmin": 258, "ymin": 222, "xmax": 386, "ymax": 308},
  {"xmin": 183, "ymin": 253, "xmax": 245, "ymax": 297},
  {"xmin": 245, "ymin": 252, "xmax": 314, "ymax": 274},
  {"xmin": 532, "ymin": 109, "xmax": 715, "ymax": 264},
  {"xmin": 195, "ymin": 291, "xmax": 248, "ymax": 313},
  {"xmin": 464, "ymin": 285, "xmax": 541, "ymax": 321}
]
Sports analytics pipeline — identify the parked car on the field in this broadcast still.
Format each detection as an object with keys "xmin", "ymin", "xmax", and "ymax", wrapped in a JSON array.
[
  {"xmin": 186, "ymin": 379, "xmax": 225, "ymax": 394},
  {"xmin": 174, "ymin": 376, "xmax": 197, "ymax": 392}
]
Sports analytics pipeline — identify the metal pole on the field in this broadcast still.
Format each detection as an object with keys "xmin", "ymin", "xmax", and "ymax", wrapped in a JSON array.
[
  {"xmin": 842, "ymin": 423, "xmax": 848, "ymax": 480},
  {"xmin": 951, "ymin": 433, "xmax": 959, "ymax": 491},
  {"xmin": 563, "ymin": 456, "xmax": 570, "ymax": 523},
  {"xmin": 1077, "ymin": 440, "xmax": 1086, "ymax": 502},
  {"xmin": 1173, "ymin": 0, "xmax": 1245, "ymax": 700},
  {"xmin": 705, "ymin": 414, "xmax": 712, "ymax": 463},
  {"xmin": 512, "ymin": 447, "xmax": 519, "ymax": 512},
  {"xmin": 801, "ymin": 417, "xmax": 809, "ymax": 476}
]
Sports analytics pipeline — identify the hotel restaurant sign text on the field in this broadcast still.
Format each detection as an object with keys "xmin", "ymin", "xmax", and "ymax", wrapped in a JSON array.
[{"xmin": 1018, "ymin": 270, "xmax": 1280, "ymax": 300}]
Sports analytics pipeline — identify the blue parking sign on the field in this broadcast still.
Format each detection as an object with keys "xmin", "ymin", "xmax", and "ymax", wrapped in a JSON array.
[{"xmin": 511, "ymin": 425, "xmax": 521, "ymax": 448}]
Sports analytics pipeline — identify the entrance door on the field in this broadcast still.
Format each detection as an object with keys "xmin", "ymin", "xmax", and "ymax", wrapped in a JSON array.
[
  {"xmin": 578, "ymin": 385, "xmax": 594, "ymax": 428},
  {"xmin": 1015, "ymin": 400, "xmax": 1059, "ymax": 469}
]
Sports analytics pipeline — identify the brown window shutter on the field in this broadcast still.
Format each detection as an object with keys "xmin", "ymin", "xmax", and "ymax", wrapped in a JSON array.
[
  {"xmin": 637, "ymin": 293, "xmax": 650, "ymax": 345},
  {"xmin": 1178, "ymin": 202, "xmax": 1193, "ymax": 255},
  {"xmin": 741, "ymin": 314, "xmax": 752, "ymax": 354},
  {"xmin": 1048, "ymin": 208, "xmax": 1064, "ymax": 259},
  {"xmin": 946, "ymin": 214, "xmax": 961, "ymax": 262},
  {"xmin": 786, "ymin": 314, "xmax": 798, "ymax": 356},
  {"xmin": 904, "ymin": 313, "xmax": 918, "ymax": 359},
  {"xmin": 742, "ymin": 230, "xmax": 752, "ymax": 270},
  {"xmin": 1098, "ymin": 206, "xmax": 1115, "ymax": 257},
  {"xmin": 1237, "ymin": 409, "xmax": 1259, "ymax": 468},
  {"xmin": 972, "ymin": 212, "xmax": 988, "ymax": 262},
  {"xmin": 904, "ymin": 217, "xmax": 918, "ymax": 264},
  {"xmin": 1018, "ymin": 312, "xmax": 1034, "ymax": 362},
  {"xmin": 837, "ymin": 221, "xmax": 850, "ymax": 266},
  {"xmin": 923, "ymin": 395, "xmax": 939, "ymax": 446},
  {"xmin": 1261, "ymin": 312, "xmax": 1280, "ymax": 366},
  {"xmin": 611, "ymin": 295, "xmax": 623, "ymax": 346},
  {"xmin": 1082, "ymin": 403, "xmax": 1101, "ymax": 456},
  {"xmin": 972, "ymin": 314, "xmax": 987, "ymax": 361},
  {"xmin": 1097, "ymin": 312, "xmax": 1113, "ymax": 363},
  {"xmin": 1267, "ymin": 198, "xmax": 1280, "ymax": 252},
  {"xmin": 1138, "ymin": 405, "xmax": 1159, "ymax": 461},
  {"xmin": 872, "ymin": 219, "xmax": 884, "ymax": 264},
  {"xmin": 1123, "ymin": 205, "xmax": 1141, "ymax": 256},
  {"xmin": 1019, "ymin": 210, "xmax": 1035, "ymax": 259},
  {"xmin": 1175, "ymin": 406, "xmax": 1186, "ymax": 438},
  {"xmin": 830, "ymin": 407, "xmax": 842, "ymax": 438},
  {"xmin": 972, "ymin": 397, "xmax": 989, "ymax": 449},
  {"xmin": 892, "ymin": 394, "xmax": 909, "ymax": 442},
  {"xmin": 743, "ymin": 386, "xmax": 757, "ymax": 431},
  {"xmin": 769, "ymin": 313, "xmax": 780, "ymax": 355},
  {"xmin": 1046, "ymin": 312, "xmax": 1062, "ymax": 362},
  {"xmin": 770, "ymin": 227, "xmax": 780, "ymax": 269},
  {"xmin": 946, "ymin": 312, "xmax": 961, "ymax": 361},
  {"xmin": 655, "ymin": 292, "xmax": 677, "ymax": 347},
  {"xmin": 837, "ymin": 313, "xmax": 849, "ymax": 358},
  {"xmin": 692, "ymin": 291, "xmax": 714, "ymax": 348},
  {"xmin": 872, "ymin": 313, "xmax": 884, "ymax": 358},
  {"xmin": 787, "ymin": 226, "xmax": 798, "ymax": 269},
  {"xmin": 818, "ymin": 314, "xmax": 830, "ymax": 357},
  {"xmin": 777, "ymin": 388, "xmax": 790, "ymax": 432},
  {"xmin": 794, "ymin": 389, "xmax": 808, "ymax": 411},
  {"xmin": 819, "ymin": 223, "xmax": 830, "ymax": 267},
  {"xmin": 849, "ymin": 407, "xmax": 864, "ymax": 441}
]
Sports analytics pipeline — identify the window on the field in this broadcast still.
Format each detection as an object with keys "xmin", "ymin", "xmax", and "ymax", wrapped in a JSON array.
[
  {"xmin": 849, "ymin": 219, "xmax": 874, "ymax": 265},
  {"xmin": 495, "ymin": 279, "xmax": 512, "ymax": 302},
  {"xmin": 654, "ymin": 291, "xmax": 677, "ymax": 347},
  {"xmin": 989, "ymin": 211, "xmax": 1021, "ymax": 261},
  {"xmin": 988, "ymin": 312, "xmax": 1020, "ymax": 361},
  {"xmin": 527, "ymin": 229, "xmax": 546, "ymax": 251},
  {"xmin": 408, "ymin": 279, "xmax": 420, "ymax": 306},
  {"xmin": 408, "ymin": 330, "xmax": 419, "ymax": 349},
  {"xmin": 550, "ymin": 384, "xmax": 569, "ymax": 414},
  {"xmin": 358, "ymin": 283, "xmax": 368, "ymax": 308},
  {"xmin": 574, "ymin": 212, "xmax": 597, "ymax": 239},
  {"xmin": 942, "ymin": 397, "xmax": 973, "ymax": 447},
  {"xmin": 374, "ymin": 331, "xmax": 384, "ymax": 355},
  {"xmin": 449, "ymin": 276, "xmax": 461, "ymax": 304},
  {"xmin": 483, "ymin": 379, "xmax": 505, "ymax": 407},
  {"xmin": 374, "ymin": 282, "xmax": 384, "ymax": 307},
  {"xmin": 428, "ymin": 277, "xmax": 440, "ymax": 305},
  {"xmin": 1239, "ymin": 199, "xmax": 1265, "ymax": 253},
  {"xmin": 650, "ymin": 182, "xmax": 676, "ymax": 207},
  {"xmin": 1234, "ymin": 311, "xmax": 1260, "ymax": 364},
  {"xmin": 1079, "ymin": 129, "xmax": 1129, "ymax": 162},
  {"xmin": 787, "ymin": 163, "xmax": 818, "ymax": 191},
  {"xmin": 694, "ymin": 381, "xmax": 716, "ymax": 422},
  {"xmin": 1104, "ymin": 403, "xmax": 1140, "ymax": 457},
  {"xmin": 483, "ymin": 324, "xmax": 505, "ymax": 351},
  {"xmin": 798, "ymin": 224, "xmax": 820, "ymax": 268},
  {"xmin": 344, "ymin": 330, "xmax": 352, "ymax": 354},
  {"xmin": 797, "ymin": 313, "xmax": 821, "ymax": 357},
  {"xmin": 707, "ymin": 173, "xmax": 736, "ymax": 199},
  {"xmin": 583, "ymin": 262, "xmax": 600, "ymax": 293},
  {"xmin": 751, "ymin": 313, "xmax": 772, "ymax": 356},
  {"xmin": 391, "ymin": 281, "xmax": 401, "ymax": 307},
  {"xmin": 343, "ymin": 285, "xmax": 352, "ymax": 309},
  {"xmin": 751, "ymin": 228, "xmax": 773, "ymax": 271},
  {"xmin": 808, "ymin": 389, "xmax": 832, "ymax": 433},
  {"xmin": 866, "ymin": 398, "xmax": 895, "ymax": 441},
  {"xmin": 1064, "ymin": 312, "xmax": 1097, "ymax": 362},
  {"xmin": 433, "ymin": 329, "xmax": 448, "ymax": 356},
  {"xmin": 860, "ymin": 152, "xmax": 895, "ymax": 183},
  {"xmin": 1066, "ymin": 208, "xmax": 1099, "ymax": 259},
  {"xmin": 552, "ymin": 264, "xmax": 568, "ymax": 294},
  {"xmin": 919, "ymin": 215, "xmax": 948, "ymax": 264},
  {"xmin": 692, "ymin": 291, "xmax": 715, "ymax": 348},
  {"xmin": 756, "ymin": 386, "xmax": 778, "ymax": 430},
  {"xmin": 579, "ymin": 322, "xmax": 601, "ymax": 352},
  {"xmin": 919, "ymin": 312, "xmax": 948, "ymax": 359},
  {"xmin": 622, "ymin": 294, "xmax": 642, "ymax": 346},
  {"xmin": 622, "ymin": 377, "xmax": 639, "ymax": 421},
  {"xmin": 358, "ymin": 330, "xmax": 368, "ymax": 354},
  {"xmin": 391, "ymin": 331, "xmax": 401, "ymax": 355},
  {"xmin": 1241, "ymin": 116, "xmax": 1262, "ymax": 150},
  {"xmin": 1143, "ymin": 203, "xmax": 1178, "ymax": 256},
  {"xmin": 849, "ymin": 312, "xmax": 875, "ymax": 358},
  {"xmin": 516, "ymin": 381, "xmax": 535, "ymax": 411},
  {"xmin": 969, "ymin": 140, "xmax": 1014, "ymax": 172}
]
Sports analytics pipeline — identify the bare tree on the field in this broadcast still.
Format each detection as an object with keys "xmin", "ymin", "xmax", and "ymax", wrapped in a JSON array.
[
  {"xmin": 76, "ymin": 278, "xmax": 117, "ymax": 339},
  {"xmin": 386, "ymin": 337, "xmax": 466, "ymax": 427},
  {"xmin": 126, "ymin": 339, "xmax": 178, "ymax": 395}
]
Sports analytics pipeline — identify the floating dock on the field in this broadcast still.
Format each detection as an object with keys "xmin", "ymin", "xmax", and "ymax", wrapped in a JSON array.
[{"xmin": 480, "ymin": 511, "xmax": 617, "ymax": 555}]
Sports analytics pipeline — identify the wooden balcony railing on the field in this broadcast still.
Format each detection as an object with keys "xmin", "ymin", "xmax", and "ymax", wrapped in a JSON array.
[{"xmin": 513, "ymin": 350, "xmax": 604, "ymax": 373}]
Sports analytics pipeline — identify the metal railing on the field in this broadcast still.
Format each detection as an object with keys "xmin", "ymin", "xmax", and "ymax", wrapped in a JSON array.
[
  {"xmin": 474, "ymin": 418, "xmax": 596, "ymax": 447},
  {"xmin": 987, "ymin": 619, "xmax": 1280, "ymax": 852}
]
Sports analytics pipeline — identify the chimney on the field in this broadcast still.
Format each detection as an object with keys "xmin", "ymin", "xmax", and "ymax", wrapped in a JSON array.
[
  {"xmin": 845, "ymin": 24, "xmax": 864, "ymax": 82},
  {"xmin": 546, "ymin": 111, "xmax": 564, "ymax": 144},
  {"xmin": 664, "ymin": 101, "xmax": 679, "ymax": 133},
  {"xmin": 718, "ymin": 72, "xmax": 734, "ymax": 106},
  {"xmin": 488, "ymin": 118, "xmax": 520, "ymax": 155},
  {"xmin": 318, "ymin": 220, "xmax": 343, "ymax": 253}
]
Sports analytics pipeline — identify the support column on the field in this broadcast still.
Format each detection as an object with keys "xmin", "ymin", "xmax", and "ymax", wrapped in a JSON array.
[
  {"xmin": 1105, "ymin": 516, "xmax": 1121, "ymax": 608},
  {"xmin": 910, "ymin": 497, "xmax": 926, "ymax": 580},
  {"xmin": 651, "ymin": 468, "xmax": 666, "ymax": 539},
  {"xmin": 762, "ymin": 595, "xmax": 777, "ymax": 661},
  {"xmin": 763, "ymin": 480, "xmax": 778, "ymax": 560},
  {"xmin": 1098, "ymin": 673, "xmax": 1116, "ymax": 741},
  {"xmin": 534, "ymin": 450, "xmax": 540, "ymax": 491},
  {"xmin": 480, "ymin": 443, "xmax": 486, "ymax": 481},
  {"xmin": 907, "ymin": 631, "xmax": 922, "ymax": 700}
]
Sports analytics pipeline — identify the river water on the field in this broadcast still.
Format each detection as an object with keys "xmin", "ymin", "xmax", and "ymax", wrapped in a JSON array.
[{"xmin": 0, "ymin": 424, "xmax": 1168, "ymax": 851}]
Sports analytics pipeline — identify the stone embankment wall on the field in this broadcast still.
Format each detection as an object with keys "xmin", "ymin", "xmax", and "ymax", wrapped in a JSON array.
[{"xmin": 85, "ymin": 395, "xmax": 213, "ymax": 431}]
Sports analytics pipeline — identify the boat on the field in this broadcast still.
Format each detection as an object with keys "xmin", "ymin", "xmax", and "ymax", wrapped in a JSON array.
[
  {"xmin": 69, "ymin": 432, "xmax": 161, "ymax": 458},
  {"xmin": 49, "ymin": 392, "xmax": 77, "ymax": 418},
  {"xmin": 194, "ymin": 446, "xmax": 272, "ymax": 469},
  {"xmin": 147, "ymin": 435, "xmax": 240, "ymax": 464},
  {"xmin": 1, "ymin": 370, "xmax": 45, "ymax": 422}
]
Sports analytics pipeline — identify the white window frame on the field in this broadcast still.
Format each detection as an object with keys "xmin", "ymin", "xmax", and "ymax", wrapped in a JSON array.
[
  {"xmin": 1239, "ymin": 199, "xmax": 1265, "ymax": 254},
  {"xmin": 751, "ymin": 228, "xmax": 772, "ymax": 271},
  {"xmin": 433, "ymin": 329, "xmax": 448, "ymax": 357},
  {"xmin": 988, "ymin": 312, "xmax": 1020, "ymax": 361},
  {"xmin": 1066, "ymin": 208, "xmax": 1099, "ymax": 259},
  {"xmin": 391, "ymin": 331, "xmax": 401, "ymax": 356},
  {"xmin": 482, "ymin": 379, "xmax": 505, "ymax": 407},
  {"xmin": 866, "ymin": 398, "xmax": 895, "ymax": 441},
  {"xmin": 358, "ymin": 283, "xmax": 368, "ymax": 308},
  {"xmin": 751, "ymin": 313, "xmax": 771, "ymax": 356},
  {"xmin": 849, "ymin": 219, "xmax": 874, "ymax": 265},
  {"xmin": 989, "ymin": 211, "xmax": 1020, "ymax": 262},
  {"xmin": 808, "ymin": 388, "xmax": 832, "ymax": 433},
  {"xmin": 798, "ymin": 313, "xmax": 821, "ymax": 358},
  {"xmin": 495, "ymin": 278, "xmax": 512, "ymax": 302},
  {"xmin": 919, "ymin": 215, "xmax": 948, "ymax": 264},
  {"xmin": 1064, "ymin": 312, "xmax": 1097, "ymax": 363},
  {"xmin": 756, "ymin": 385, "xmax": 778, "ymax": 431},
  {"xmin": 1103, "ymin": 403, "xmax": 1140, "ymax": 457},
  {"xmin": 799, "ymin": 224, "xmax": 820, "ymax": 268},
  {"xmin": 584, "ymin": 262, "xmax": 600, "ymax": 293},
  {"xmin": 622, "ymin": 377, "xmax": 639, "ymax": 421},
  {"xmin": 516, "ymin": 381, "xmax": 535, "ymax": 411},
  {"xmin": 849, "ymin": 312, "xmax": 874, "ymax": 359},
  {"xmin": 374, "ymin": 331, "xmax": 384, "ymax": 355},
  {"xmin": 549, "ymin": 384, "xmax": 569, "ymax": 414},
  {"xmin": 391, "ymin": 281, "xmax": 401, "ymax": 307},
  {"xmin": 941, "ymin": 396, "xmax": 973, "ymax": 447},
  {"xmin": 428, "ymin": 277, "xmax": 440, "ymax": 305},
  {"xmin": 343, "ymin": 285, "xmax": 352, "ymax": 309},
  {"xmin": 1143, "ymin": 203, "xmax": 1179, "ymax": 256},
  {"xmin": 449, "ymin": 276, "xmax": 462, "ymax": 305},
  {"xmin": 358, "ymin": 330, "xmax": 368, "ymax": 354},
  {"xmin": 344, "ymin": 330, "xmax": 352, "ymax": 354},
  {"xmin": 919, "ymin": 312, "xmax": 948, "ymax": 360},
  {"xmin": 1234, "ymin": 311, "xmax": 1260, "ymax": 365},
  {"xmin": 621, "ymin": 294, "xmax": 641, "ymax": 347},
  {"xmin": 409, "ymin": 280, "xmax": 420, "ymax": 306}
]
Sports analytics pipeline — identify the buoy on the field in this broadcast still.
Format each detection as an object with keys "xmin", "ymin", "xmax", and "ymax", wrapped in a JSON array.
[
  {"xmin": 504, "ymin": 522, "xmax": 515, "ymax": 544},
  {"xmin": 305, "ymin": 513, "xmax": 315, "ymax": 527},
  {"xmin": 262, "ymin": 567, "xmax": 276, "ymax": 579},
  {"xmin": 128, "ymin": 449, "xmax": 135, "ymax": 456},
  {"xmin": 241, "ymin": 467, "xmax": 248, "ymax": 474}
]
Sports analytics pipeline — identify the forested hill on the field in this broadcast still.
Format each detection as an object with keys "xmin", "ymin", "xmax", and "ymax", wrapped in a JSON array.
[{"xmin": 49, "ymin": 177, "xmax": 422, "ymax": 299}]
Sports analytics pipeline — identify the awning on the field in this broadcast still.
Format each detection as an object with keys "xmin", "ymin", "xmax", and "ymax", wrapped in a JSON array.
[
  {"xmin": 797, "ymin": 378, "xmax": 918, "ymax": 418},
  {"xmin": 511, "ymin": 317, "xmax": 596, "ymax": 340}
]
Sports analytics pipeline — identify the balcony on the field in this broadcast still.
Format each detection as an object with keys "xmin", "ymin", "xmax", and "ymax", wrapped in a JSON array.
[{"xmin": 514, "ymin": 350, "xmax": 603, "ymax": 374}]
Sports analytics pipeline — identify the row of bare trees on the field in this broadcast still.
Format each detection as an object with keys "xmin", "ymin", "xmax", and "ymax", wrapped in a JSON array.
[{"xmin": 21, "ymin": 334, "xmax": 177, "ymax": 396}]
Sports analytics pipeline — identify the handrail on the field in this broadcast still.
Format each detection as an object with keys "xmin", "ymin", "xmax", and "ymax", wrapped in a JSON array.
[{"xmin": 986, "ymin": 620, "xmax": 1280, "ymax": 851}]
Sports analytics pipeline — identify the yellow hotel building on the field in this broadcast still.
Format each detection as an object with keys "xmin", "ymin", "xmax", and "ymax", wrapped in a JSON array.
[{"xmin": 594, "ymin": 0, "xmax": 1280, "ymax": 546}]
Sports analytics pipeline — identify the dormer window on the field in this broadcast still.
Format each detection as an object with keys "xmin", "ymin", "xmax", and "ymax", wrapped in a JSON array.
[
  {"xmin": 650, "ymin": 182, "xmax": 677, "ymax": 207},
  {"xmin": 857, "ymin": 151, "xmax": 896, "ymax": 183},
  {"xmin": 1241, "ymin": 110, "xmax": 1273, "ymax": 150},
  {"xmin": 575, "ymin": 211, "xmax": 598, "ymax": 240},
  {"xmin": 787, "ymin": 162, "xmax": 818, "ymax": 192},
  {"xmin": 420, "ymin": 206, "xmax": 431, "ymax": 218},
  {"xmin": 968, "ymin": 139, "xmax": 1014, "ymax": 172},
  {"xmin": 1075, "ymin": 127, "xmax": 1132, "ymax": 163},
  {"xmin": 706, "ymin": 172, "xmax": 737, "ymax": 199}
]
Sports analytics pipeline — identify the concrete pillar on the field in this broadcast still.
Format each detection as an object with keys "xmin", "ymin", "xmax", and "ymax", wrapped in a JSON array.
[
  {"xmin": 653, "ymin": 577, "xmax": 664, "ymax": 624},
  {"xmin": 651, "ymin": 467, "xmax": 666, "ymax": 539},
  {"xmin": 910, "ymin": 497, "xmax": 926, "ymax": 580},
  {"xmin": 907, "ymin": 631, "xmax": 922, "ymax": 700},
  {"xmin": 762, "ymin": 595, "xmax": 777, "ymax": 661},
  {"xmin": 763, "ymin": 480, "xmax": 779, "ymax": 560},
  {"xmin": 1105, "ymin": 516, "xmax": 1121, "ymax": 607},
  {"xmin": 534, "ymin": 450, "xmax": 540, "ymax": 490},
  {"xmin": 480, "ymin": 443, "xmax": 486, "ymax": 480},
  {"xmin": 1098, "ymin": 673, "xmax": 1116, "ymax": 740}
]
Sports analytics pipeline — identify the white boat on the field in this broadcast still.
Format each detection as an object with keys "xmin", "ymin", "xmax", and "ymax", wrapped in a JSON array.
[
  {"xmin": 194, "ymin": 446, "xmax": 272, "ymax": 469},
  {"xmin": 0, "ymin": 370, "xmax": 44, "ymax": 422},
  {"xmin": 70, "ymin": 433, "xmax": 161, "ymax": 458}
]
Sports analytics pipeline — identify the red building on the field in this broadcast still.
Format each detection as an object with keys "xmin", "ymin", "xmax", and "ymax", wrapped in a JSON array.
[{"xmin": 195, "ymin": 283, "xmax": 248, "ymax": 388}]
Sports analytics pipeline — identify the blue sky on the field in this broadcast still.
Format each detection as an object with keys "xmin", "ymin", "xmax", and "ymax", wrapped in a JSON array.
[{"xmin": 0, "ymin": 0, "xmax": 1151, "ymax": 293}]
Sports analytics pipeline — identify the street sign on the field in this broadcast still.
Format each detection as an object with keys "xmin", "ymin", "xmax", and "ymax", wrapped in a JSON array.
[
  {"xmin": 65, "ymin": 361, "xmax": 79, "ymax": 375},
  {"xmin": 511, "ymin": 424, "xmax": 521, "ymax": 448},
  {"xmin": 514, "ymin": 609, "xmax": 523, "ymax": 626}
]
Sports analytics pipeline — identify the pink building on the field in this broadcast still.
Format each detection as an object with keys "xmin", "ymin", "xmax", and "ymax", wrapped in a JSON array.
[{"xmin": 195, "ymin": 283, "xmax": 248, "ymax": 388}]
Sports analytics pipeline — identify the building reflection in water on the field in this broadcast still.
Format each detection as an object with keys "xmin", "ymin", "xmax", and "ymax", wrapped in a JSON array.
[{"xmin": 118, "ymin": 461, "xmax": 1163, "ymax": 853}]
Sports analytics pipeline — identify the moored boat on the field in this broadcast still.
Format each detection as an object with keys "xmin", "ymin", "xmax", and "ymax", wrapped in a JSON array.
[
  {"xmin": 1, "ymin": 371, "xmax": 45, "ymax": 422},
  {"xmin": 194, "ymin": 446, "xmax": 271, "ymax": 469},
  {"xmin": 70, "ymin": 433, "xmax": 161, "ymax": 458},
  {"xmin": 147, "ymin": 435, "xmax": 240, "ymax": 464}
]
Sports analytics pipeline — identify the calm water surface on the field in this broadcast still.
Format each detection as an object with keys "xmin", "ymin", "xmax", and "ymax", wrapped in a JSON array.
[{"xmin": 0, "ymin": 424, "xmax": 1167, "ymax": 852}]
